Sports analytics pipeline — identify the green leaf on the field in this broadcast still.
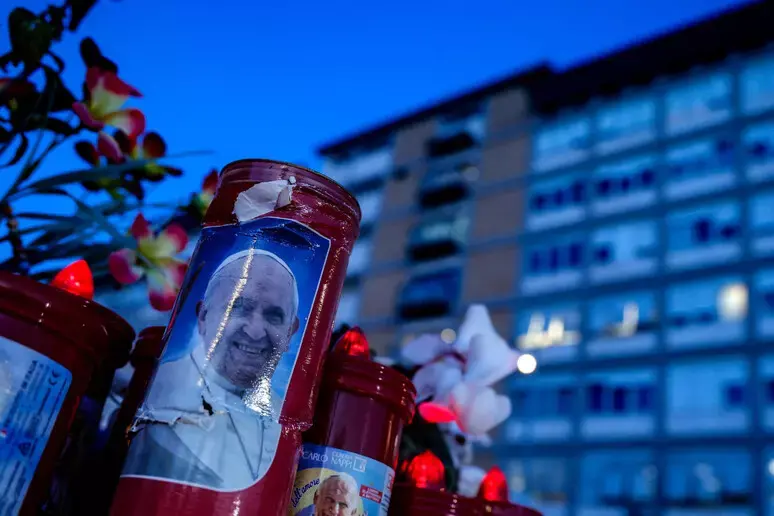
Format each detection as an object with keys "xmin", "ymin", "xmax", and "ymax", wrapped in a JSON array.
[
  {"xmin": 1, "ymin": 133, "xmax": 29, "ymax": 167},
  {"xmin": 8, "ymin": 8, "xmax": 54, "ymax": 69},
  {"xmin": 40, "ymin": 65, "xmax": 77, "ymax": 112},
  {"xmin": 68, "ymin": 0, "xmax": 99, "ymax": 32},
  {"xmin": 13, "ymin": 212, "xmax": 80, "ymax": 222}
]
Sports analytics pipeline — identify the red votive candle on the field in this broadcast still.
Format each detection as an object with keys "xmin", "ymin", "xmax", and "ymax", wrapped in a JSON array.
[
  {"xmin": 112, "ymin": 159, "xmax": 361, "ymax": 515},
  {"xmin": 389, "ymin": 484, "xmax": 481, "ymax": 515},
  {"xmin": 0, "ymin": 272, "xmax": 134, "ymax": 515},
  {"xmin": 290, "ymin": 352, "xmax": 416, "ymax": 515}
]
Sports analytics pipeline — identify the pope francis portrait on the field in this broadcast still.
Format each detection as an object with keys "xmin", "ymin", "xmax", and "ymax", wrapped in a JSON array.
[{"xmin": 122, "ymin": 249, "xmax": 300, "ymax": 490}]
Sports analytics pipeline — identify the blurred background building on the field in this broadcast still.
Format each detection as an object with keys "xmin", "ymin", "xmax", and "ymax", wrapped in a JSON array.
[{"xmin": 318, "ymin": 2, "xmax": 774, "ymax": 515}]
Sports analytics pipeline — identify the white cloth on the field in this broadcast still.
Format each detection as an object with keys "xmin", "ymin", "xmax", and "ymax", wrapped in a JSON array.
[{"xmin": 139, "ymin": 336, "xmax": 283, "ymax": 488}]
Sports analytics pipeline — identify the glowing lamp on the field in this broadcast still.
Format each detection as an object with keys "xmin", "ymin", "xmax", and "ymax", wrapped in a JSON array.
[
  {"xmin": 418, "ymin": 402, "xmax": 457, "ymax": 424},
  {"xmin": 405, "ymin": 450, "xmax": 446, "ymax": 490},
  {"xmin": 478, "ymin": 466, "xmax": 509, "ymax": 501},
  {"xmin": 51, "ymin": 259, "xmax": 94, "ymax": 300},
  {"xmin": 334, "ymin": 327, "xmax": 371, "ymax": 359}
]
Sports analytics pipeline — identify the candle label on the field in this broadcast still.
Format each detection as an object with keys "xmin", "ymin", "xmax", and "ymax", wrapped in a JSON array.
[
  {"xmin": 121, "ymin": 216, "xmax": 331, "ymax": 491},
  {"xmin": 0, "ymin": 335, "xmax": 72, "ymax": 514},
  {"xmin": 290, "ymin": 443, "xmax": 395, "ymax": 516}
]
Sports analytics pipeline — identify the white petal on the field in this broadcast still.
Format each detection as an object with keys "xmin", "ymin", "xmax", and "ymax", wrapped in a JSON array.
[
  {"xmin": 413, "ymin": 361, "xmax": 463, "ymax": 402},
  {"xmin": 464, "ymin": 333, "xmax": 520, "ymax": 387},
  {"xmin": 450, "ymin": 383, "xmax": 512, "ymax": 436},
  {"xmin": 233, "ymin": 179, "xmax": 294, "ymax": 223},
  {"xmin": 457, "ymin": 465, "xmax": 487, "ymax": 497},
  {"xmin": 400, "ymin": 334, "xmax": 448, "ymax": 365},
  {"xmin": 454, "ymin": 304, "xmax": 498, "ymax": 354}
]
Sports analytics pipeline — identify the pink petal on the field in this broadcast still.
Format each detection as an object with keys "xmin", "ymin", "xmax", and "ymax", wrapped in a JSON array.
[
  {"xmin": 418, "ymin": 402, "xmax": 457, "ymax": 424},
  {"xmin": 97, "ymin": 131, "xmax": 123, "ymax": 163},
  {"xmin": 202, "ymin": 169, "xmax": 218, "ymax": 195},
  {"xmin": 130, "ymin": 213, "xmax": 152, "ymax": 241},
  {"xmin": 158, "ymin": 223, "xmax": 188, "ymax": 254},
  {"xmin": 100, "ymin": 70, "xmax": 142, "ymax": 97},
  {"xmin": 108, "ymin": 248, "xmax": 144, "ymax": 285},
  {"xmin": 147, "ymin": 262, "xmax": 187, "ymax": 311},
  {"xmin": 104, "ymin": 108, "xmax": 146, "ymax": 139},
  {"xmin": 72, "ymin": 101, "xmax": 105, "ymax": 130}
]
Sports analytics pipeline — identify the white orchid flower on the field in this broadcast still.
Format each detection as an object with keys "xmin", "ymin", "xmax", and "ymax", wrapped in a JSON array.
[
  {"xmin": 464, "ymin": 333, "xmax": 520, "ymax": 387},
  {"xmin": 448, "ymin": 383, "xmax": 512, "ymax": 436},
  {"xmin": 454, "ymin": 304, "xmax": 497, "ymax": 354},
  {"xmin": 400, "ymin": 333, "xmax": 449, "ymax": 366},
  {"xmin": 412, "ymin": 356, "xmax": 463, "ymax": 402},
  {"xmin": 457, "ymin": 465, "xmax": 487, "ymax": 498}
]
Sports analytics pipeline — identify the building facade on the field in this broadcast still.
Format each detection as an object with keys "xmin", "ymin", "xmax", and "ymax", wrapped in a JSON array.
[{"xmin": 318, "ymin": 2, "xmax": 774, "ymax": 515}]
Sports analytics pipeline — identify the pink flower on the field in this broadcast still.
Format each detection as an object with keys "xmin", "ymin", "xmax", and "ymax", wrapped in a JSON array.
[
  {"xmin": 108, "ymin": 214, "xmax": 188, "ymax": 311},
  {"xmin": 193, "ymin": 169, "xmax": 219, "ymax": 214},
  {"xmin": 114, "ymin": 131, "xmax": 183, "ymax": 180},
  {"xmin": 72, "ymin": 68, "xmax": 145, "ymax": 138}
]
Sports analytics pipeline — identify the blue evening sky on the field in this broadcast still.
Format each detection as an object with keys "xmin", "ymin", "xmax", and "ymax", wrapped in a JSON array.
[{"xmin": 3, "ymin": 0, "xmax": 749, "ymax": 215}]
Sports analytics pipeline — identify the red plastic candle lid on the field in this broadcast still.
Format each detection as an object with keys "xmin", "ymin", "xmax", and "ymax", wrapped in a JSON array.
[
  {"xmin": 483, "ymin": 501, "xmax": 543, "ymax": 516},
  {"xmin": 0, "ymin": 271, "xmax": 134, "ymax": 367},
  {"xmin": 322, "ymin": 353, "xmax": 417, "ymax": 424},
  {"xmin": 389, "ymin": 484, "xmax": 481, "ymax": 515}
]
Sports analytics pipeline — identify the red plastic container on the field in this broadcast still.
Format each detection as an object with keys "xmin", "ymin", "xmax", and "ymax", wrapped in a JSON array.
[
  {"xmin": 112, "ymin": 159, "xmax": 361, "ymax": 515},
  {"xmin": 91, "ymin": 326, "xmax": 167, "ymax": 513},
  {"xmin": 290, "ymin": 353, "xmax": 416, "ymax": 515},
  {"xmin": 482, "ymin": 501, "xmax": 543, "ymax": 516},
  {"xmin": 388, "ymin": 485, "xmax": 481, "ymax": 515},
  {"xmin": 0, "ymin": 271, "xmax": 134, "ymax": 515}
]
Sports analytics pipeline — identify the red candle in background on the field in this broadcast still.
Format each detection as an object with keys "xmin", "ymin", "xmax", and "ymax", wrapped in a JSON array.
[
  {"xmin": 112, "ymin": 159, "xmax": 361, "ymax": 515},
  {"xmin": 0, "ymin": 272, "xmax": 134, "ymax": 515},
  {"xmin": 388, "ymin": 485, "xmax": 481, "ymax": 516},
  {"xmin": 290, "ymin": 329, "xmax": 416, "ymax": 516}
]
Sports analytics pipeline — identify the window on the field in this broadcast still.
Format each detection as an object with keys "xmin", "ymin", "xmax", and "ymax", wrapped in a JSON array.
[
  {"xmin": 665, "ymin": 72, "xmax": 733, "ymax": 136},
  {"xmin": 356, "ymin": 188, "xmax": 384, "ymax": 228},
  {"xmin": 516, "ymin": 304, "xmax": 580, "ymax": 363},
  {"xmin": 506, "ymin": 374, "xmax": 576, "ymax": 444},
  {"xmin": 755, "ymin": 269, "xmax": 774, "ymax": 339},
  {"xmin": 588, "ymin": 291, "xmax": 658, "ymax": 357},
  {"xmin": 582, "ymin": 369, "xmax": 656, "ymax": 438},
  {"xmin": 664, "ymin": 134, "xmax": 737, "ymax": 200},
  {"xmin": 666, "ymin": 276, "xmax": 748, "ymax": 349},
  {"xmin": 666, "ymin": 202, "xmax": 741, "ymax": 270},
  {"xmin": 526, "ymin": 172, "xmax": 586, "ymax": 231},
  {"xmin": 665, "ymin": 450, "xmax": 751, "ymax": 510},
  {"xmin": 591, "ymin": 154, "xmax": 657, "ymax": 216},
  {"xmin": 589, "ymin": 221, "xmax": 657, "ymax": 284},
  {"xmin": 418, "ymin": 157, "xmax": 477, "ymax": 208},
  {"xmin": 751, "ymin": 191, "xmax": 774, "ymax": 256},
  {"xmin": 759, "ymin": 356, "xmax": 774, "ymax": 432},
  {"xmin": 407, "ymin": 209, "xmax": 469, "ymax": 262},
  {"xmin": 347, "ymin": 237, "xmax": 373, "ymax": 277},
  {"xmin": 532, "ymin": 116, "xmax": 591, "ymax": 173},
  {"xmin": 579, "ymin": 450, "xmax": 657, "ymax": 511},
  {"xmin": 744, "ymin": 120, "xmax": 774, "ymax": 182},
  {"xmin": 323, "ymin": 144, "xmax": 393, "ymax": 188},
  {"xmin": 506, "ymin": 457, "xmax": 570, "ymax": 514},
  {"xmin": 436, "ymin": 103, "xmax": 487, "ymax": 141},
  {"xmin": 666, "ymin": 359, "xmax": 749, "ymax": 434},
  {"xmin": 741, "ymin": 55, "xmax": 774, "ymax": 115},
  {"xmin": 335, "ymin": 288, "xmax": 360, "ymax": 326},
  {"xmin": 595, "ymin": 96, "xmax": 656, "ymax": 156},
  {"xmin": 397, "ymin": 269, "xmax": 460, "ymax": 321},
  {"xmin": 522, "ymin": 234, "xmax": 585, "ymax": 295}
]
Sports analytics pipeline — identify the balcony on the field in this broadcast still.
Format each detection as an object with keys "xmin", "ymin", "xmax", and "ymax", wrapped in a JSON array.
[
  {"xmin": 397, "ymin": 269, "xmax": 460, "ymax": 321},
  {"xmin": 407, "ymin": 211, "xmax": 469, "ymax": 263},
  {"xmin": 418, "ymin": 157, "xmax": 478, "ymax": 208},
  {"xmin": 426, "ymin": 109, "xmax": 485, "ymax": 159}
]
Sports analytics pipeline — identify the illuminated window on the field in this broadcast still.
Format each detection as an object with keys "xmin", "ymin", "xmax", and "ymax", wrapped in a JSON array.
[
  {"xmin": 516, "ymin": 304, "xmax": 581, "ymax": 357},
  {"xmin": 588, "ymin": 291, "xmax": 658, "ymax": 358},
  {"xmin": 532, "ymin": 117, "xmax": 591, "ymax": 173},
  {"xmin": 665, "ymin": 450, "xmax": 751, "ymax": 510},
  {"xmin": 595, "ymin": 97, "xmax": 656, "ymax": 156},
  {"xmin": 665, "ymin": 72, "xmax": 733, "ymax": 136}
]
